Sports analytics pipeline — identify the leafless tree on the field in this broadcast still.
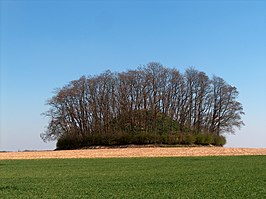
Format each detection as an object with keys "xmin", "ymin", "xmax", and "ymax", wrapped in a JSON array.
[{"xmin": 41, "ymin": 62, "xmax": 244, "ymax": 146}]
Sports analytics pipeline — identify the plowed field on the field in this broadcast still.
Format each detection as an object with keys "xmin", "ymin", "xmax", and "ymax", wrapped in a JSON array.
[{"xmin": 1, "ymin": 147, "xmax": 265, "ymax": 160}]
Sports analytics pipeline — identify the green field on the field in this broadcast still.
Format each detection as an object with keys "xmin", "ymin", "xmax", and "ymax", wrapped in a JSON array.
[{"xmin": 0, "ymin": 156, "xmax": 265, "ymax": 198}]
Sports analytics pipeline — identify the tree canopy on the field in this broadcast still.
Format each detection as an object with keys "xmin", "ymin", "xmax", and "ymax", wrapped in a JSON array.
[{"xmin": 41, "ymin": 62, "xmax": 244, "ymax": 149}]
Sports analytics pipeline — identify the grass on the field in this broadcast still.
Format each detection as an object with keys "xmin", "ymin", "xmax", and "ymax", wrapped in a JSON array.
[{"xmin": 0, "ymin": 156, "xmax": 265, "ymax": 198}]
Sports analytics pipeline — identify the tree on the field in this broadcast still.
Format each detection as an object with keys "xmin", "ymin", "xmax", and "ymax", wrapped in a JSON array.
[
  {"xmin": 41, "ymin": 62, "xmax": 244, "ymax": 148},
  {"xmin": 209, "ymin": 76, "xmax": 244, "ymax": 135}
]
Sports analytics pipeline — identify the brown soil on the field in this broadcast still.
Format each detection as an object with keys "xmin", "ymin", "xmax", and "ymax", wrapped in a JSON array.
[{"xmin": 0, "ymin": 147, "xmax": 265, "ymax": 160}]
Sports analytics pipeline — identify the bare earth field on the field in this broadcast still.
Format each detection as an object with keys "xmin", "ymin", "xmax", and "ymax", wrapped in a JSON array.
[{"xmin": 0, "ymin": 147, "xmax": 266, "ymax": 160}]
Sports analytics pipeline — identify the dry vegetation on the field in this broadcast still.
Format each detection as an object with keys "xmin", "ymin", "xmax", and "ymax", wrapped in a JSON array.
[{"xmin": 0, "ymin": 147, "xmax": 265, "ymax": 160}]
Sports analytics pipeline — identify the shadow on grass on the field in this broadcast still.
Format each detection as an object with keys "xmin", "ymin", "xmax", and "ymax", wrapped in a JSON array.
[{"xmin": 0, "ymin": 185, "xmax": 18, "ymax": 191}]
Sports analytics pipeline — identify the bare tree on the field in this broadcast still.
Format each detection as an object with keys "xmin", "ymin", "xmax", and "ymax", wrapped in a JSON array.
[{"xmin": 41, "ymin": 62, "xmax": 244, "ymax": 147}]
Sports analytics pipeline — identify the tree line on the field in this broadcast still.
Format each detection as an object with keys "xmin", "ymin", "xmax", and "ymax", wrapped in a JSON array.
[{"xmin": 41, "ymin": 62, "xmax": 244, "ymax": 149}]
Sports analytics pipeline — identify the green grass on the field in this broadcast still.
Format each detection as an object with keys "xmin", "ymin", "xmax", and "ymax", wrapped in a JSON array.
[{"xmin": 0, "ymin": 156, "xmax": 265, "ymax": 198}]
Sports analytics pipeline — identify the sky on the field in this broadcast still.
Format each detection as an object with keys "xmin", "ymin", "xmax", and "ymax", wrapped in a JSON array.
[{"xmin": 0, "ymin": 0, "xmax": 265, "ymax": 151}]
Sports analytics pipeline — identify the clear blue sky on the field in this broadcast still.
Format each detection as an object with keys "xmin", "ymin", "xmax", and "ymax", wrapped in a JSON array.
[{"xmin": 1, "ymin": 0, "xmax": 265, "ymax": 151}]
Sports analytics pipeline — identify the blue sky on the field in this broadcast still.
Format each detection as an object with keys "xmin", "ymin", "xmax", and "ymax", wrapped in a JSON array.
[{"xmin": 1, "ymin": 0, "xmax": 265, "ymax": 151}]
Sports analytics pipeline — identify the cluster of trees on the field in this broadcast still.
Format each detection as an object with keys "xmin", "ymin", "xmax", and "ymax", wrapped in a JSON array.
[{"xmin": 41, "ymin": 62, "xmax": 244, "ymax": 149}]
